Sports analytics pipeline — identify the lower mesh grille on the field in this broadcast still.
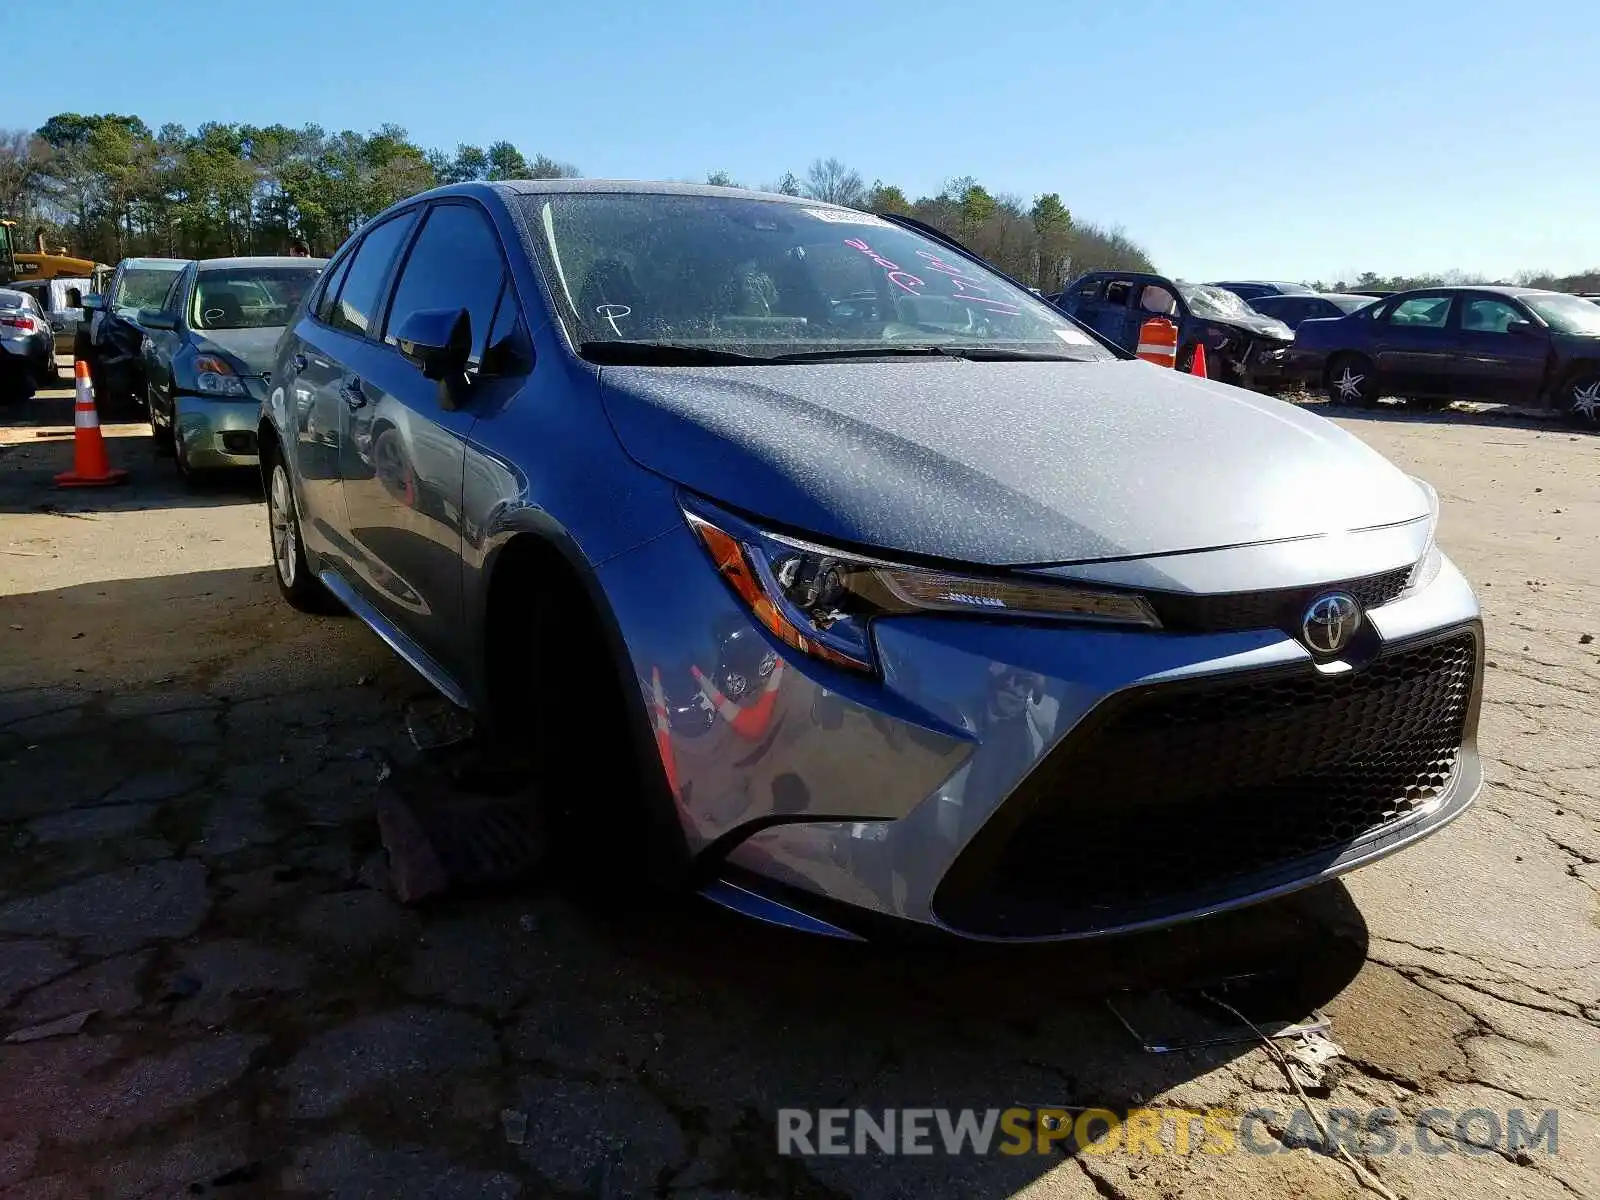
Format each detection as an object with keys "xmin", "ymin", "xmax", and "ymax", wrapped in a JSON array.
[{"xmin": 933, "ymin": 630, "xmax": 1477, "ymax": 938}]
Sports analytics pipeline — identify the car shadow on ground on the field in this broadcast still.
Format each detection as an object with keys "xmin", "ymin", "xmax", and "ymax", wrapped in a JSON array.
[
  {"xmin": 0, "ymin": 424, "xmax": 260, "ymax": 514},
  {"xmin": 1, "ymin": 565, "xmax": 1375, "ymax": 1197}
]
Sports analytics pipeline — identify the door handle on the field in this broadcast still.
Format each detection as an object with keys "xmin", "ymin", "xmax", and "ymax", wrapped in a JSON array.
[
  {"xmin": 339, "ymin": 377, "xmax": 367, "ymax": 411},
  {"xmin": 291, "ymin": 352, "xmax": 308, "ymax": 373}
]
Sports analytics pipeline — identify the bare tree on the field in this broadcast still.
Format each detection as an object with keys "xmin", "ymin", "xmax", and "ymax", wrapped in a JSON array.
[
  {"xmin": 0, "ymin": 130, "xmax": 51, "ymax": 220},
  {"xmin": 802, "ymin": 157, "xmax": 865, "ymax": 208}
]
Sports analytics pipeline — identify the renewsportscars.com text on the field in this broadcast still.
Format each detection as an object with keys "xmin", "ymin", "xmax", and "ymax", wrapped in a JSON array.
[{"xmin": 777, "ymin": 1106, "xmax": 1559, "ymax": 1158}]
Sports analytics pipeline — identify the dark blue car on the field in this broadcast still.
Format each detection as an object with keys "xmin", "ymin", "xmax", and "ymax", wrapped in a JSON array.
[{"xmin": 1287, "ymin": 285, "xmax": 1600, "ymax": 424}]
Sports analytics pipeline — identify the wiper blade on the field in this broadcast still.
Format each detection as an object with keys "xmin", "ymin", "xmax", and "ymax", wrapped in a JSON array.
[
  {"xmin": 766, "ymin": 345, "xmax": 1082, "ymax": 363},
  {"xmin": 579, "ymin": 341, "xmax": 766, "ymax": 365},
  {"xmin": 579, "ymin": 340, "xmax": 1086, "ymax": 366}
]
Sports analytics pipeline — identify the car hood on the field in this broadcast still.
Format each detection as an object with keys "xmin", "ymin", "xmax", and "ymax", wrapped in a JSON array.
[
  {"xmin": 597, "ymin": 359, "xmax": 1430, "ymax": 567},
  {"xmin": 193, "ymin": 327, "xmax": 282, "ymax": 375}
]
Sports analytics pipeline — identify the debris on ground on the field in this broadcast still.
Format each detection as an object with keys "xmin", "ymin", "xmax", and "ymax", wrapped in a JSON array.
[
  {"xmin": 1282, "ymin": 1027, "xmax": 1345, "ymax": 1091},
  {"xmin": 5, "ymin": 1009, "xmax": 96, "ymax": 1043},
  {"xmin": 1105, "ymin": 975, "xmax": 1331, "ymax": 1054},
  {"xmin": 404, "ymin": 696, "xmax": 477, "ymax": 751},
  {"xmin": 1581, "ymin": 633, "xmax": 1594, "ymax": 645},
  {"xmin": 500, "ymin": 1108, "xmax": 529, "ymax": 1146},
  {"xmin": 375, "ymin": 747, "xmax": 547, "ymax": 906}
]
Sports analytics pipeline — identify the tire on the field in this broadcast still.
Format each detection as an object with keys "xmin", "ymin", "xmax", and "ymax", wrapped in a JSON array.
[
  {"xmin": 1325, "ymin": 354, "xmax": 1379, "ymax": 408},
  {"xmin": 1561, "ymin": 369, "xmax": 1600, "ymax": 429},
  {"xmin": 173, "ymin": 424, "xmax": 197, "ymax": 483},
  {"xmin": 266, "ymin": 453, "xmax": 339, "ymax": 613},
  {"xmin": 148, "ymin": 387, "xmax": 174, "ymax": 456}
]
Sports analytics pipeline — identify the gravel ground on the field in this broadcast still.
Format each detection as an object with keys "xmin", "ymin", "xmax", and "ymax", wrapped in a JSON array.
[{"xmin": 1, "ymin": 381, "xmax": 1596, "ymax": 1200}]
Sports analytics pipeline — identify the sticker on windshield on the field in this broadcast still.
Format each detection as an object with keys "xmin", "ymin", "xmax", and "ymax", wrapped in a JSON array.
[
  {"xmin": 1054, "ymin": 327, "xmax": 1093, "ymax": 345},
  {"xmin": 800, "ymin": 208, "xmax": 889, "ymax": 226}
]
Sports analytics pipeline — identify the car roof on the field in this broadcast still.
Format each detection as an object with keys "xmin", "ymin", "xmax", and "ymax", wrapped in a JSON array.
[
  {"xmin": 117, "ymin": 257, "xmax": 189, "ymax": 269},
  {"xmin": 488, "ymin": 178, "xmax": 830, "ymax": 205},
  {"xmin": 1386, "ymin": 284, "xmax": 1552, "ymax": 298},
  {"xmin": 195, "ymin": 256, "xmax": 328, "ymax": 271}
]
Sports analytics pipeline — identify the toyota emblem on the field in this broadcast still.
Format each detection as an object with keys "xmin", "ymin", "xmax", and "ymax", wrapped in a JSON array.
[{"xmin": 1302, "ymin": 592, "xmax": 1362, "ymax": 655}]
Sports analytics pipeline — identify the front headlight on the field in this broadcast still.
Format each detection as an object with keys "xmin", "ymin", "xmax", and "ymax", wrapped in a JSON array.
[
  {"xmin": 1404, "ymin": 476, "xmax": 1444, "ymax": 595},
  {"xmin": 193, "ymin": 354, "xmax": 249, "ymax": 397},
  {"xmin": 682, "ymin": 497, "xmax": 1161, "ymax": 673}
]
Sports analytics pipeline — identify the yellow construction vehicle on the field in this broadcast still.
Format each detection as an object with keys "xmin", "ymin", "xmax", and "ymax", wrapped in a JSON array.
[{"xmin": 0, "ymin": 220, "xmax": 106, "ymax": 286}]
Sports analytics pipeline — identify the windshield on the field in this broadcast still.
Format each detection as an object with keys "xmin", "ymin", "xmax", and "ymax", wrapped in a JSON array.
[
  {"xmin": 1521, "ymin": 293, "xmax": 1600, "ymax": 336},
  {"xmin": 113, "ymin": 267, "xmax": 182, "ymax": 314},
  {"xmin": 518, "ymin": 192, "xmax": 1111, "ymax": 361},
  {"xmin": 1177, "ymin": 282, "xmax": 1259, "ymax": 320},
  {"xmin": 191, "ymin": 265, "xmax": 322, "ymax": 331}
]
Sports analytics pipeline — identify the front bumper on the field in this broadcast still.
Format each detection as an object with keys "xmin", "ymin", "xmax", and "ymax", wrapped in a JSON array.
[
  {"xmin": 173, "ymin": 392, "xmax": 262, "ymax": 468},
  {"xmin": 1241, "ymin": 342, "xmax": 1292, "ymax": 387},
  {"xmin": 598, "ymin": 525, "xmax": 1483, "ymax": 942}
]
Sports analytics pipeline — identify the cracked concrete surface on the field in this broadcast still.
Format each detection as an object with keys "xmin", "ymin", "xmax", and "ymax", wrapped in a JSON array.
[{"xmin": 1, "ymin": 399, "xmax": 1596, "ymax": 1198}]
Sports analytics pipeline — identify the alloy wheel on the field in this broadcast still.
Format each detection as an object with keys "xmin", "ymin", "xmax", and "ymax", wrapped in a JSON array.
[
  {"xmin": 270, "ymin": 463, "xmax": 298, "ymax": 588},
  {"xmin": 1570, "ymin": 376, "xmax": 1600, "ymax": 427}
]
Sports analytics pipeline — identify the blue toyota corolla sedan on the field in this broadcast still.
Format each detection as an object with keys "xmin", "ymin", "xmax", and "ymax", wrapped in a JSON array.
[{"xmin": 260, "ymin": 181, "xmax": 1484, "ymax": 942}]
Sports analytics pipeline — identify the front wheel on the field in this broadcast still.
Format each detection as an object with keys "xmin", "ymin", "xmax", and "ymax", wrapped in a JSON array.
[
  {"xmin": 1325, "ymin": 354, "xmax": 1379, "ymax": 408},
  {"xmin": 267, "ymin": 456, "xmax": 339, "ymax": 613},
  {"xmin": 149, "ymin": 387, "xmax": 173, "ymax": 456},
  {"xmin": 1562, "ymin": 370, "xmax": 1600, "ymax": 429}
]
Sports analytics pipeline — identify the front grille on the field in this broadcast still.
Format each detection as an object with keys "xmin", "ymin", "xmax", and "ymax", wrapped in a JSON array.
[
  {"xmin": 1146, "ymin": 566, "xmax": 1412, "ymax": 635},
  {"xmin": 933, "ymin": 630, "xmax": 1477, "ymax": 938}
]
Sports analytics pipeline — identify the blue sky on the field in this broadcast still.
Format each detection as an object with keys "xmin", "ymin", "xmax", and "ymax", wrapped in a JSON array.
[{"xmin": 16, "ymin": 0, "xmax": 1598, "ymax": 282}]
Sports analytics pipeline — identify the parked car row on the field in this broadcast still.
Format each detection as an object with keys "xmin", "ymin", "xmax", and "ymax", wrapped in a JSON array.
[
  {"xmin": 63, "ymin": 253, "xmax": 325, "ymax": 477},
  {"xmin": 1043, "ymin": 267, "xmax": 1599, "ymax": 425}
]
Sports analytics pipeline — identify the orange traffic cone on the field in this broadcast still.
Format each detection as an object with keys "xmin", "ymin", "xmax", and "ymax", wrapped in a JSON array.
[
  {"xmin": 54, "ymin": 361, "xmax": 129, "ymax": 489},
  {"xmin": 1189, "ymin": 342, "xmax": 1209, "ymax": 379}
]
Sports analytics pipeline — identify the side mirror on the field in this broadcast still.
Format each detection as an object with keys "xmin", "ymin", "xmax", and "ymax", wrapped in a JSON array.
[
  {"xmin": 139, "ymin": 309, "xmax": 176, "ymax": 331},
  {"xmin": 1505, "ymin": 320, "xmax": 1538, "ymax": 337},
  {"xmin": 394, "ymin": 307, "xmax": 471, "ymax": 382},
  {"xmin": 81, "ymin": 293, "xmax": 105, "ymax": 312}
]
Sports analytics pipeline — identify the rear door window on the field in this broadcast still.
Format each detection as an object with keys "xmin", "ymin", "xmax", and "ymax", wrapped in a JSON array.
[
  {"xmin": 329, "ymin": 211, "xmax": 419, "ymax": 338},
  {"xmin": 1386, "ymin": 295, "xmax": 1453, "ymax": 328}
]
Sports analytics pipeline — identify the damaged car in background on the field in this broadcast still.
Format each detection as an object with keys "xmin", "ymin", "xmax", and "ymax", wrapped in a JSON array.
[
  {"xmin": 141, "ymin": 255, "xmax": 325, "ymax": 479},
  {"xmin": 1046, "ymin": 270, "xmax": 1295, "ymax": 389},
  {"xmin": 77, "ymin": 257, "xmax": 190, "ymax": 416}
]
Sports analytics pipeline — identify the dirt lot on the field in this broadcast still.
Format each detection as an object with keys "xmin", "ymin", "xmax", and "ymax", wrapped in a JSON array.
[{"xmin": 1, "ymin": 379, "xmax": 1596, "ymax": 1200}]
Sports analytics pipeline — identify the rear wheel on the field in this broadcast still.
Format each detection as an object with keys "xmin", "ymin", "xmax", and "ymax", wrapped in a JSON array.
[
  {"xmin": 267, "ymin": 454, "xmax": 339, "ymax": 613},
  {"xmin": 173, "ymin": 425, "xmax": 197, "ymax": 482},
  {"xmin": 1325, "ymin": 354, "xmax": 1379, "ymax": 408},
  {"xmin": 1562, "ymin": 370, "xmax": 1600, "ymax": 429}
]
